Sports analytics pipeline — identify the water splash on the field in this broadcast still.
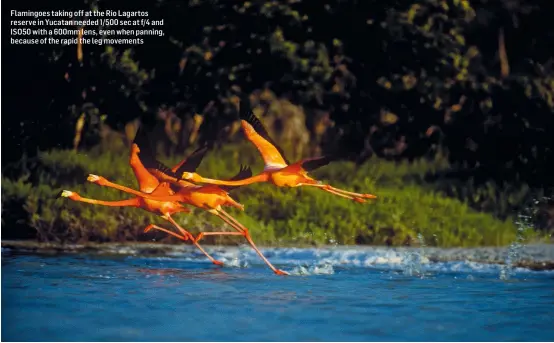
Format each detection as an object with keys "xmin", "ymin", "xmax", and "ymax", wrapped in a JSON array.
[
  {"xmin": 402, "ymin": 233, "xmax": 427, "ymax": 278},
  {"xmin": 499, "ymin": 210, "xmax": 533, "ymax": 280},
  {"xmin": 289, "ymin": 262, "xmax": 335, "ymax": 276},
  {"xmin": 124, "ymin": 243, "xmax": 551, "ymax": 276},
  {"xmin": 219, "ymin": 245, "xmax": 250, "ymax": 268}
]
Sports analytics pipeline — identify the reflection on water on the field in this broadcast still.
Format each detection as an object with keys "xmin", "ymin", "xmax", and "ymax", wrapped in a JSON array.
[
  {"xmin": 136, "ymin": 267, "xmax": 232, "ymax": 280},
  {"xmin": 2, "ymin": 249, "xmax": 554, "ymax": 341}
]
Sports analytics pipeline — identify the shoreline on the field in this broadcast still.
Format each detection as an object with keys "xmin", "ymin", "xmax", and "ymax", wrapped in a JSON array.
[{"xmin": 2, "ymin": 240, "xmax": 553, "ymax": 271}]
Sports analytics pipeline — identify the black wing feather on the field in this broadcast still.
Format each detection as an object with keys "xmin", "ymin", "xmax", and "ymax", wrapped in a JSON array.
[
  {"xmin": 133, "ymin": 124, "xmax": 158, "ymax": 168},
  {"xmin": 170, "ymin": 143, "xmax": 213, "ymax": 193},
  {"xmin": 301, "ymin": 156, "xmax": 336, "ymax": 172},
  {"xmin": 220, "ymin": 165, "xmax": 253, "ymax": 192},
  {"xmin": 154, "ymin": 161, "xmax": 178, "ymax": 178},
  {"xmin": 175, "ymin": 144, "xmax": 209, "ymax": 175},
  {"xmin": 239, "ymin": 95, "xmax": 291, "ymax": 165}
]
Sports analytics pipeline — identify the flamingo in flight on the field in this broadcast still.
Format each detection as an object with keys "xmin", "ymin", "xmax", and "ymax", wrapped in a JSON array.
[
  {"xmin": 66, "ymin": 126, "xmax": 289, "ymax": 275},
  {"xmin": 60, "ymin": 139, "xmax": 224, "ymax": 265},
  {"xmin": 178, "ymin": 96, "xmax": 377, "ymax": 202}
]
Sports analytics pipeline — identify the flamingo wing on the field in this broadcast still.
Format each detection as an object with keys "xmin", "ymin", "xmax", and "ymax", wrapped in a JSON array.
[
  {"xmin": 170, "ymin": 144, "xmax": 210, "ymax": 175},
  {"xmin": 300, "ymin": 156, "xmax": 336, "ymax": 172},
  {"xmin": 219, "ymin": 165, "xmax": 254, "ymax": 192},
  {"xmin": 143, "ymin": 159, "xmax": 198, "ymax": 192},
  {"xmin": 167, "ymin": 144, "xmax": 210, "ymax": 193},
  {"xmin": 240, "ymin": 96, "xmax": 290, "ymax": 170},
  {"xmin": 149, "ymin": 181, "xmax": 175, "ymax": 196},
  {"xmin": 284, "ymin": 155, "xmax": 337, "ymax": 174}
]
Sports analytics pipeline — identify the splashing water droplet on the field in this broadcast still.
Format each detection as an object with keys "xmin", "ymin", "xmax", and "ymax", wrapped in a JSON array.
[
  {"xmin": 290, "ymin": 261, "xmax": 335, "ymax": 276},
  {"xmin": 500, "ymin": 211, "xmax": 531, "ymax": 280},
  {"xmin": 403, "ymin": 233, "xmax": 427, "ymax": 278}
]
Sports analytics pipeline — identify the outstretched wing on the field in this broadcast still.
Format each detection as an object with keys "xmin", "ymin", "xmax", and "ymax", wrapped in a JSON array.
[
  {"xmin": 167, "ymin": 145, "xmax": 210, "ymax": 193},
  {"xmin": 300, "ymin": 156, "xmax": 336, "ymax": 172},
  {"xmin": 284, "ymin": 155, "xmax": 337, "ymax": 174},
  {"xmin": 129, "ymin": 125, "xmax": 160, "ymax": 193},
  {"xmin": 239, "ymin": 96, "xmax": 289, "ymax": 170},
  {"xmin": 220, "ymin": 165, "xmax": 253, "ymax": 192},
  {"xmin": 170, "ymin": 144, "xmax": 210, "ymax": 175}
]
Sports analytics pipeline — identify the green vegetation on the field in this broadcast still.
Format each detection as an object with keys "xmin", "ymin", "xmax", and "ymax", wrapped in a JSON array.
[{"xmin": 2, "ymin": 144, "xmax": 529, "ymax": 247}]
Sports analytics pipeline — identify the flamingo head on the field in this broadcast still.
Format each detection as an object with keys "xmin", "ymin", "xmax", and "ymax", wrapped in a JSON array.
[
  {"xmin": 59, "ymin": 190, "xmax": 79, "ymax": 200},
  {"xmin": 130, "ymin": 143, "xmax": 141, "ymax": 156},
  {"xmin": 60, "ymin": 190, "xmax": 74, "ymax": 198}
]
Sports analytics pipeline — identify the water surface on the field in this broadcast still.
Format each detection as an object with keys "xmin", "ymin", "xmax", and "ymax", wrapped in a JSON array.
[{"xmin": 2, "ymin": 246, "xmax": 553, "ymax": 341}]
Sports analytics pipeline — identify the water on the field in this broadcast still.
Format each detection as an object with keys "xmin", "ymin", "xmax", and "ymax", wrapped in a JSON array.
[
  {"xmin": 402, "ymin": 233, "xmax": 427, "ymax": 277},
  {"xmin": 2, "ymin": 246, "xmax": 554, "ymax": 341}
]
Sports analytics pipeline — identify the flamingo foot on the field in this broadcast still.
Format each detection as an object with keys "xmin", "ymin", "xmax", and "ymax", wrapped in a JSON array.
[
  {"xmin": 143, "ymin": 224, "xmax": 155, "ymax": 233},
  {"xmin": 353, "ymin": 197, "xmax": 367, "ymax": 204},
  {"xmin": 274, "ymin": 269, "xmax": 289, "ymax": 276},
  {"xmin": 212, "ymin": 260, "xmax": 224, "ymax": 266},
  {"xmin": 362, "ymin": 193, "xmax": 377, "ymax": 199}
]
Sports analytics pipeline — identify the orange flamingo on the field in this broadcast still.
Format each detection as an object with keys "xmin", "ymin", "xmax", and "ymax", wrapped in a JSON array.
[
  {"xmin": 80, "ymin": 128, "xmax": 289, "ymax": 275},
  {"xmin": 60, "ymin": 142, "xmax": 225, "ymax": 265},
  {"xmin": 178, "ymin": 97, "xmax": 377, "ymax": 202}
]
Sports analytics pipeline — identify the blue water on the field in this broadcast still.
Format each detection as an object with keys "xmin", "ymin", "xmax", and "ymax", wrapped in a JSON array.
[{"xmin": 2, "ymin": 246, "xmax": 553, "ymax": 341}]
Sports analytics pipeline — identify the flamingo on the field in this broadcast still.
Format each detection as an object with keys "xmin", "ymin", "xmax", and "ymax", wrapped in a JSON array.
[
  {"xmin": 59, "ymin": 141, "xmax": 225, "ymax": 266},
  {"xmin": 79, "ymin": 127, "xmax": 290, "ymax": 275},
  {"xmin": 178, "ymin": 96, "xmax": 377, "ymax": 202}
]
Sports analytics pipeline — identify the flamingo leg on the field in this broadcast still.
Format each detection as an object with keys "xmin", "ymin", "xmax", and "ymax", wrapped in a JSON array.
[
  {"xmin": 195, "ymin": 231, "xmax": 244, "ymax": 242},
  {"xmin": 212, "ymin": 209, "xmax": 289, "ymax": 276},
  {"xmin": 319, "ymin": 187, "xmax": 365, "ymax": 203},
  {"xmin": 319, "ymin": 187, "xmax": 360, "ymax": 201},
  {"xmin": 323, "ymin": 184, "xmax": 377, "ymax": 199},
  {"xmin": 145, "ymin": 224, "xmax": 241, "ymax": 261},
  {"xmin": 164, "ymin": 215, "xmax": 224, "ymax": 266},
  {"xmin": 163, "ymin": 215, "xmax": 193, "ymax": 239},
  {"xmin": 144, "ymin": 224, "xmax": 188, "ymax": 240},
  {"xmin": 210, "ymin": 211, "xmax": 244, "ymax": 234},
  {"xmin": 163, "ymin": 215, "xmax": 201, "ymax": 244},
  {"xmin": 300, "ymin": 183, "xmax": 376, "ymax": 202}
]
